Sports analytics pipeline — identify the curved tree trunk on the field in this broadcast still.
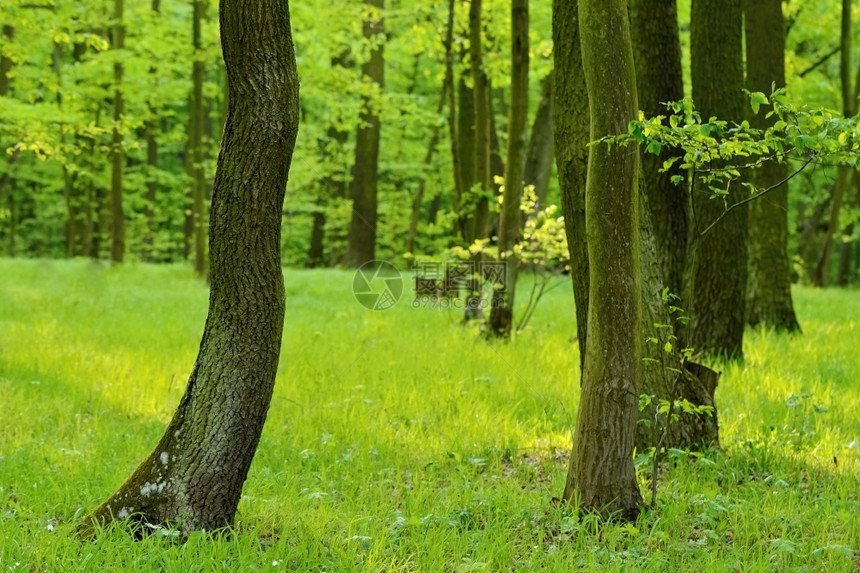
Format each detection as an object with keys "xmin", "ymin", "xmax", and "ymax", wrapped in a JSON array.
[
  {"xmin": 744, "ymin": 0, "xmax": 800, "ymax": 331},
  {"xmin": 488, "ymin": 0, "xmax": 528, "ymax": 338},
  {"xmin": 686, "ymin": 0, "xmax": 747, "ymax": 358},
  {"xmin": 560, "ymin": 0, "xmax": 643, "ymax": 519},
  {"xmin": 79, "ymin": 0, "xmax": 299, "ymax": 535}
]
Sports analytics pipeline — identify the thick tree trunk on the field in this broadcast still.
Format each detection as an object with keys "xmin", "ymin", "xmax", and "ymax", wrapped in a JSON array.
[
  {"xmin": 744, "ymin": 0, "xmax": 800, "ymax": 331},
  {"xmin": 551, "ymin": 0, "xmax": 589, "ymax": 373},
  {"xmin": 686, "ymin": 0, "xmax": 747, "ymax": 358},
  {"xmin": 523, "ymin": 71, "xmax": 554, "ymax": 212},
  {"xmin": 560, "ymin": 0, "xmax": 643, "ymax": 520},
  {"xmin": 79, "ymin": 0, "xmax": 299, "ymax": 535},
  {"xmin": 629, "ymin": 0, "xmax": 687, "ymax": 299},
  {"xmin": 110, "ymin": 0, "xmax": 125, "ymax": 263},
  {"xmin": 488, "ymin": 0, "xmax": 528, "ymax": 338},
  {"xmin": 344, "ymin": 0, "xmax": 384, "ymax": 268}
]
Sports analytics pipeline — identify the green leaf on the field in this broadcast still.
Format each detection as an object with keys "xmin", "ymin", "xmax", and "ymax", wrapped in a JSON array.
[{"xmin": 749, "ymin": 91, "xmax": 767, "ymax": 115}]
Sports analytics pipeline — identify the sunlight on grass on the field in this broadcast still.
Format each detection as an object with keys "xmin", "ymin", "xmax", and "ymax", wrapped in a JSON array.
[{"xmin": 0, "ymin": 259, "xmax": 857, "ymax": 570}]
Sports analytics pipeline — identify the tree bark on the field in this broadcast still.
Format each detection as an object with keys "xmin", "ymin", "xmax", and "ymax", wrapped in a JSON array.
[
  {"xmin": 79, "ymin": 0, "xmax": 299, "ymax": 535},
  {"xmin": 815, "ymin": 0, "xmax": 854, "ymax": 287},
  {"xmin": 488, "ymin": 0, "xmax": 528, "ymax": 338},
  {"xmin": 551, "ymin": 0, "xmax": 589, "ymax": 374},
  {"xmin": 629, "ymin": 0, "xmax": 687, "ymax": 299},
  {"xmin": 744, "ymin": 0, "xmax": 800, "ymax": 330},
  {"xmin": 560, "ymin": 0, "xmax": 643, "ymax": 520},
  {"xmin": 344, "ymin": 0, "xmax": 385, "ymax": 268},
  {"xmin": 110, "ymin": 0, "xmax": 125, "ymax": 263},
  {"xmin": 686, "ymin": 0, "xmax": 747, "ymax": 358}
]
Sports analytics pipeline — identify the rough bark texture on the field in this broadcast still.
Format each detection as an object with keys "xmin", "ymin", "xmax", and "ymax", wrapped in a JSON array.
[
  {"xmin": 344, "ymin": 0, "xmax": 384, "ymax": 268},
  {"xmin": 560, "ymin": 0, "xmax": 643, "ymax": 519},
  {"xmin": 686, "ymin": 0, "xmax": 747, "ymax": 358},
  {"xmin": 524, "ymin": 71, "xmax": 554, "ymax": 211},
  {"xmin": 80, "ymin": 0, "xmax": 299, "ymax": 534},
  {"xmin": 110, "ymin": 0, "xmax": 125, "ymax": 263},
  {"xmin": 551, "ymin": 1, "xmax": 589, "ymax": 372},
  {"xmin": 629, "ymin": 0, "xmax": 687, "ymax": 299},
  {"xmin": 488, "ymin": 0, "xmax": 528, "ymax": 338},
  {"xmin": 744, "ymin": 0, "xmax": 800, "ymax": 331}
]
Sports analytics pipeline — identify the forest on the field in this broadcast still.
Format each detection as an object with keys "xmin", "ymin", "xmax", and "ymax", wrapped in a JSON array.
[{"xmin": 0, "ymin": 0, "xmax": 858, "ymax": 570}]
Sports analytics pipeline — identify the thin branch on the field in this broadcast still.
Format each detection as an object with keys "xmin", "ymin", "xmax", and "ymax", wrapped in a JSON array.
[
  {"xmin": 798, "ymin": 45, "xmax": 841, "ymax": 78},
  {"xmin": 698, "ymin": 153, "xmax": 817, "ymax": 237}
]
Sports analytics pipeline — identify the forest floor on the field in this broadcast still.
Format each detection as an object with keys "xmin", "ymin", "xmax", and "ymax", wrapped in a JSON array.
[{"xmin": 0, "ymin": 258, "xmax": 858, "ymax": 571}]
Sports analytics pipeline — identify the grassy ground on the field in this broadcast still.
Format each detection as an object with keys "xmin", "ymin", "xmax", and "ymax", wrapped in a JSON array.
[{"xmin": 0, "ymin": 258, "xmax": 857, "ymax": 571}]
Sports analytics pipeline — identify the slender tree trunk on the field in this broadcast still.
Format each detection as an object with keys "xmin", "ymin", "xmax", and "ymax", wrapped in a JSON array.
[
  {"xmin": 109, "ymin": 0, "xmax": 125, "ymax": 263},
  {"xmin": 686, "ymin": 0, "xmax": 747, "ymax": 358},
  {"xmin": 80, "ymin": 0, "xmax": 299, "ymax": 535},
  {"xmin": 488, "ymin": 0, "xmax": 528, "ymax": 338},
  {"xmin": 444, "ymin": 0, "xmax": 463, "ymax": 231},
  {"xmin": 189, "ymin": 0, "xmax": 208, "ymax": 276},
  {"xmin": 141, "ymin": 0, "xmax": 161, "ymax": 262},
  {"xmin": 463, "ymin": 0, "xmax": 492, "ymax": 320},
  {"xmin": 560, "ymin": 0, "xmax": 643, "ymax": 520},
  {"xmin": 744, "ymin": 0, "xmax": 800, "ymax": 330},
  {"xmin": 629, "ymin": 0, "xmax": 687, "ymax": 299},
  {"xmin": 1, "ymin": 26, "xmax": 16, "ymax": 257},
  {"xmin": 835, "ymin": 174, "xmax": 857, "ymax": 285},
  {"xmin": 552, "ymin": 0, "xmax": 589, "ymax": 373},
  {"xmin": 344, "ymin": 0, "xmax": 385, "ymax": 268},
  {"xmin": 816, "ymin": 0, "xmax": 855, "ymax": 287},
  {"xmin": 523, "ymin": 71, "xmax": 554, "ymax": 212},
  {"xmin": 455, "ymin": 75, "xmax": 475, "ymax": 239}
]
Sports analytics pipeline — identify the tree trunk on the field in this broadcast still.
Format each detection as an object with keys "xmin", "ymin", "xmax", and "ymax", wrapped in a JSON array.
[
  {"xmin": 835, "ymin": 174, "xmax": 857, "ymax": 286},
  {"xmin": 142, "ymin": 0, "xmax": 161, "ymax": 262},
  {"xmin": 560, "ymin": 0, "xmax": 643, "ymax": 520},
  {"xmin": 344, "ymin": 0, "xmax": 385, "ymax": 268},
  {"xmin": 816, "ymin": 0, "xmax": 854, "ymax": 287},
  {"xmin": 110, "ymin": 0, "xmax": 125, "ymax": 263},
  {"xmin": 80, "ymin": 0, "xmax": 299, "ymax": 535},
  {"xmin": 744, "ymin": 0, "xmax": 800, "ymax": 330},
  {"xmin": 488, "ymin": 0, "xmax": 528, "ymax": 338},
  {"xmin": 189, "ymin": 0, "xmax": 208, "ymax": 276},
  {"xmin": 686, "ymin": 0, "xmax": 747, "ymax": 358},
  {"xmin": 1, "ymin": 26, "xmax": 16, "ymax": 257},
  {"xmin": 629, "ymin": 0, "xmax": 687, "ymax": 299},
  {"xmin": 551, "ymin": 0, "xmax": 589, "ymax": 373},
  {"xmin": 523, "ymin": 71, "xmax": 554, "ymax": 212}
]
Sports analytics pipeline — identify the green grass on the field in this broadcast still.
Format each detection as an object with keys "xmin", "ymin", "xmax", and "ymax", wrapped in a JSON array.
[{"xmin": 0, "ymin": 258, "xmax": 858, "ymax": 571}]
